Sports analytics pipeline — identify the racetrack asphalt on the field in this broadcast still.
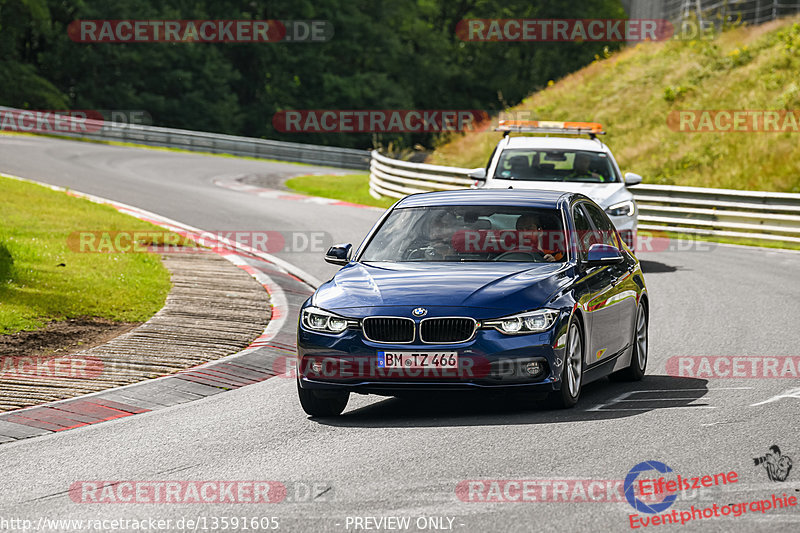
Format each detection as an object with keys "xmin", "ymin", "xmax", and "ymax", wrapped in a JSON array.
[{"xmin": 0, "ymin": 134, "xmax": 799, "ymax": 532}]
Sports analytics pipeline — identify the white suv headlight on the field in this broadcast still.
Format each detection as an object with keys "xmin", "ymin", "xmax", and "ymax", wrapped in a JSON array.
[
  {"xmin": 606, "ymin": 200, "xmax": 636, "ymax": 217},
  {"xmin": 484, "ymin": 309, "xmax": 560, "ymax": 335},
  {"xmin": 301, "ymin": 306, "xmax": 356, "ymax": 334}
]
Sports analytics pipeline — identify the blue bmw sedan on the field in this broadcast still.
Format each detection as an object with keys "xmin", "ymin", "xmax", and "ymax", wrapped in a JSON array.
[{"xmin": 296, "ymin": 190, "xmax": 648, "ymax": 416}]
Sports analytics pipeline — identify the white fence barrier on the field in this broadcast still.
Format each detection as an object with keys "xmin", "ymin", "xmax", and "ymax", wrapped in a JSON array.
[
  {"xmin": 369, "ymin": 150, "xmax": 800, "ymax": 245},
  {"xmin": 0, "ymin": 106, "xmax": 370, "ymax": 170}
]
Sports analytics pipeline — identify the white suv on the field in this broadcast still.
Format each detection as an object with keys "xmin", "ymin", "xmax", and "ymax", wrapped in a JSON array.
[{"xmin": 471, "ymin": 121, "xmax": 642, "ymax": 250}]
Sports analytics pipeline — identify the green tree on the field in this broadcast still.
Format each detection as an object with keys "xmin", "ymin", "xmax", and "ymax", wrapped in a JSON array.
[{"xmin": 0, "ymin": 0, "xmax": 628, "ymax": 149}]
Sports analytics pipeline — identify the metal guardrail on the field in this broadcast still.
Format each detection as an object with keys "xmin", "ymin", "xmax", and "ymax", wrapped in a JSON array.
[
  {"xmin": 369, "ymin": 150, "xmax": 800, "ymax": 245},
  {"xmin": 0, "ymin": 106, "xmax": 370, "ymax": 170},
  {"xmin": 369, "ymin": 151, "xmax": 476, "ymax": 198}
]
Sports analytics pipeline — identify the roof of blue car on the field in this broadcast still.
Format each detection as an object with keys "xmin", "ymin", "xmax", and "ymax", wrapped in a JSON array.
[{"xmin": 395, "ymin": 189, "xmax": 570, "ymax": 208}]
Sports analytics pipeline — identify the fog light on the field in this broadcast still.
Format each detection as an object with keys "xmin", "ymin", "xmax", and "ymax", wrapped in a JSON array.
[
  {"xmin": 310, "ymin": 361, "xmax": 323, "ymax": 373},
  {"xmin": 525, "ymin": 362, "xmax": 542, "ymax": 376}
]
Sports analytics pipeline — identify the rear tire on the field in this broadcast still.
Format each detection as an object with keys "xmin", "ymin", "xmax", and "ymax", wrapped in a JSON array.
[
  {"xmin": 548, "ymin": 320, "xmax": 584, "ymax": 409},
  {"xmin": 297, "ymin": 380, "xmax": 349, "ymax": 417},
  {"xmin": 610, "ymin": 301, "xmax": 648, "ymax": 382}
]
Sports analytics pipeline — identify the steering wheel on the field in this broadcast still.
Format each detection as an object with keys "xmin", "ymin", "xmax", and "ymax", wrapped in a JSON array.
[
  {"xmin": 493, "ymin": 250, "xmax": 545, "ymax": 262},
  {"xmin": 405, "ymin": 246, "xmax": 444, "ymax": 261}
]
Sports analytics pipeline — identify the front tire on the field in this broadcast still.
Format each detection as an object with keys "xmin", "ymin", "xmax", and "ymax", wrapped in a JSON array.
[
  {"xmin": 610, "ymin": 301, "xmax": 648, "ymax": 382},
  {"xmin": 297, "ymin": 380, "xmax": 349, "ymax": 417},
  {"xmin": 549, "ymin": 320, "xmax": 584, "ymax": 409}
]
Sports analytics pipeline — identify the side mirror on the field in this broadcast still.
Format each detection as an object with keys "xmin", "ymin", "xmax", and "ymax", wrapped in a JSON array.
[
  {"xmin": 624, "ymin": 172, "xmax": 643, "ymax": 187},
  {"xmin": 469, "ymin": 168, "xmax": 487, "ymax": 188},
  {"xmin": 324, "ymin": 243, "xmax": 352, "ymax": 266},
  {"xmin": 584, "ymin": 243, "xmax": 624, "ymax": 267}
]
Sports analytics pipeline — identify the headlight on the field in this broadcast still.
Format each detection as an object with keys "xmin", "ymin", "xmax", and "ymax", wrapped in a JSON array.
[
  {"xmin": 606, "ymin": 200, "xmax": 635, "ymax": 217},
  {"xmin": 484, "ymin": 309, "xmax": 560, "ymax": 335},
  {"xmin": 301, "ymin": 306, "xmax": 356, "ymax": 334}
]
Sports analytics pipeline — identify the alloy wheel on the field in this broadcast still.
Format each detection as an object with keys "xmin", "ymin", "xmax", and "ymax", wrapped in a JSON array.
[{"xmin": 566, "ymin": 323, "xmax": 583, "ymax": 397}]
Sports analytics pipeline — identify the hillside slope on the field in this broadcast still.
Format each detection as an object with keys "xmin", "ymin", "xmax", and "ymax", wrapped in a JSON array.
[{"xmin": 429, "ymin": 17, "xmax": 800, "ymax": 193}]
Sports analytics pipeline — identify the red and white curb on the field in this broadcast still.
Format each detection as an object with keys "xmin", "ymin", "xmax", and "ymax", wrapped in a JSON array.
[
  {"xmin": 0, "ymin": 172, "xmax": 314, "ymax": 443},
  {"xmin": 212, "ymin": 253, "xmax": 288, "ymax": 355}
]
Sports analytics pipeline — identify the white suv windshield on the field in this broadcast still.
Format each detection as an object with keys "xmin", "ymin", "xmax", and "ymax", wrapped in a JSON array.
[{"xmin": 493, "ymin": 149, "xmax": 619, "ymax": 183}]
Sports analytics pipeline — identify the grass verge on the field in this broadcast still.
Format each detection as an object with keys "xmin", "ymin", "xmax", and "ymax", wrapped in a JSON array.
[
  {"xmin": 0, "ymin": 175, "xmax": 173, "ymax": 334},
  {"xmin": 285, "ymin": 173, "xmax": 396, "ymax": 208}
]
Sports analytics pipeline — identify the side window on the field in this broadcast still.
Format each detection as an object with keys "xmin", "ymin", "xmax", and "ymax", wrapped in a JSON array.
[
  {"xmin": 572, "ymin": 204, "xmax": 593, "ymax": 261},
  {"xmin": 583, "ymin": 203, "xmax": 619, "ymax": 248}
]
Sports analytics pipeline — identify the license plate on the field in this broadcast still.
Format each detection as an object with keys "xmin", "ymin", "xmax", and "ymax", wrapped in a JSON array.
[{"xmin": 378, "ymin": 351, "xmax": 458, "ymax": 369}]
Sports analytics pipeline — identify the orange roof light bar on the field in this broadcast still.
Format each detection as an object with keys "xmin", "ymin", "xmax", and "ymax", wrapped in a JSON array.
[{"xmin": 495, "ymin": 120, "xmax": 606, "ymax": 136}]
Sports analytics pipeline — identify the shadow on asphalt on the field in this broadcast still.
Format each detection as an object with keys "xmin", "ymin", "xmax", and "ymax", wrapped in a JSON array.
[
  {"xmin": 313, "ymin": 375, "xmax": 710, "ymax": 427},
  {"xmin": 639, "ymin": 260, "xmax": 681, "ymax": 274}
]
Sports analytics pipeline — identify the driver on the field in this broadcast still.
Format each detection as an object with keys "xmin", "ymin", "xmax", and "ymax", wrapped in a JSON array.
[
  {"xmin": 565, "ymin": 153, "xmax": 602, "ymax": 182},
  {"xmin": 427, "ymin": 211, "xmax": 459, "ymax": 259},
  {"xmin": 516, "ymin": 214, "xmax": 563, "ymax": 262}
]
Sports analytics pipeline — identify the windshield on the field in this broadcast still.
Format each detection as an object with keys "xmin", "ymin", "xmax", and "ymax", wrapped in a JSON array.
[
  {"xmin": 493, "ymin": 149, "xmax": 618, "ymax": 183},
  {"xmin": 359, "ymin": 206, "xmax": 567, "ymax": 263}
]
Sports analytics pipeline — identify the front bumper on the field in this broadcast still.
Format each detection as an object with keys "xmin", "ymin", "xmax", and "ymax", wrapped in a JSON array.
[{"xmin": 297, "ymin": 322, "xmax": 568, "ymax": 394}]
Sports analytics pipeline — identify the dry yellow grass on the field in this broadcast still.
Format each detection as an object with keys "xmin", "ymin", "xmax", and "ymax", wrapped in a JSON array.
[{"xmin": 430, "ymin": 17, "xmax": 800, "ymax": 193}]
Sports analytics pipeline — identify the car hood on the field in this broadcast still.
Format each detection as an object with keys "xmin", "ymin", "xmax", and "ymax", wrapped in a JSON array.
[
  {"xmin": 485, "ymin": 180, "xmax": 629, "ymax": 207},
  {"xmin": 313, "ymin": 261, "xmax": 572, "ymax": 316}
]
